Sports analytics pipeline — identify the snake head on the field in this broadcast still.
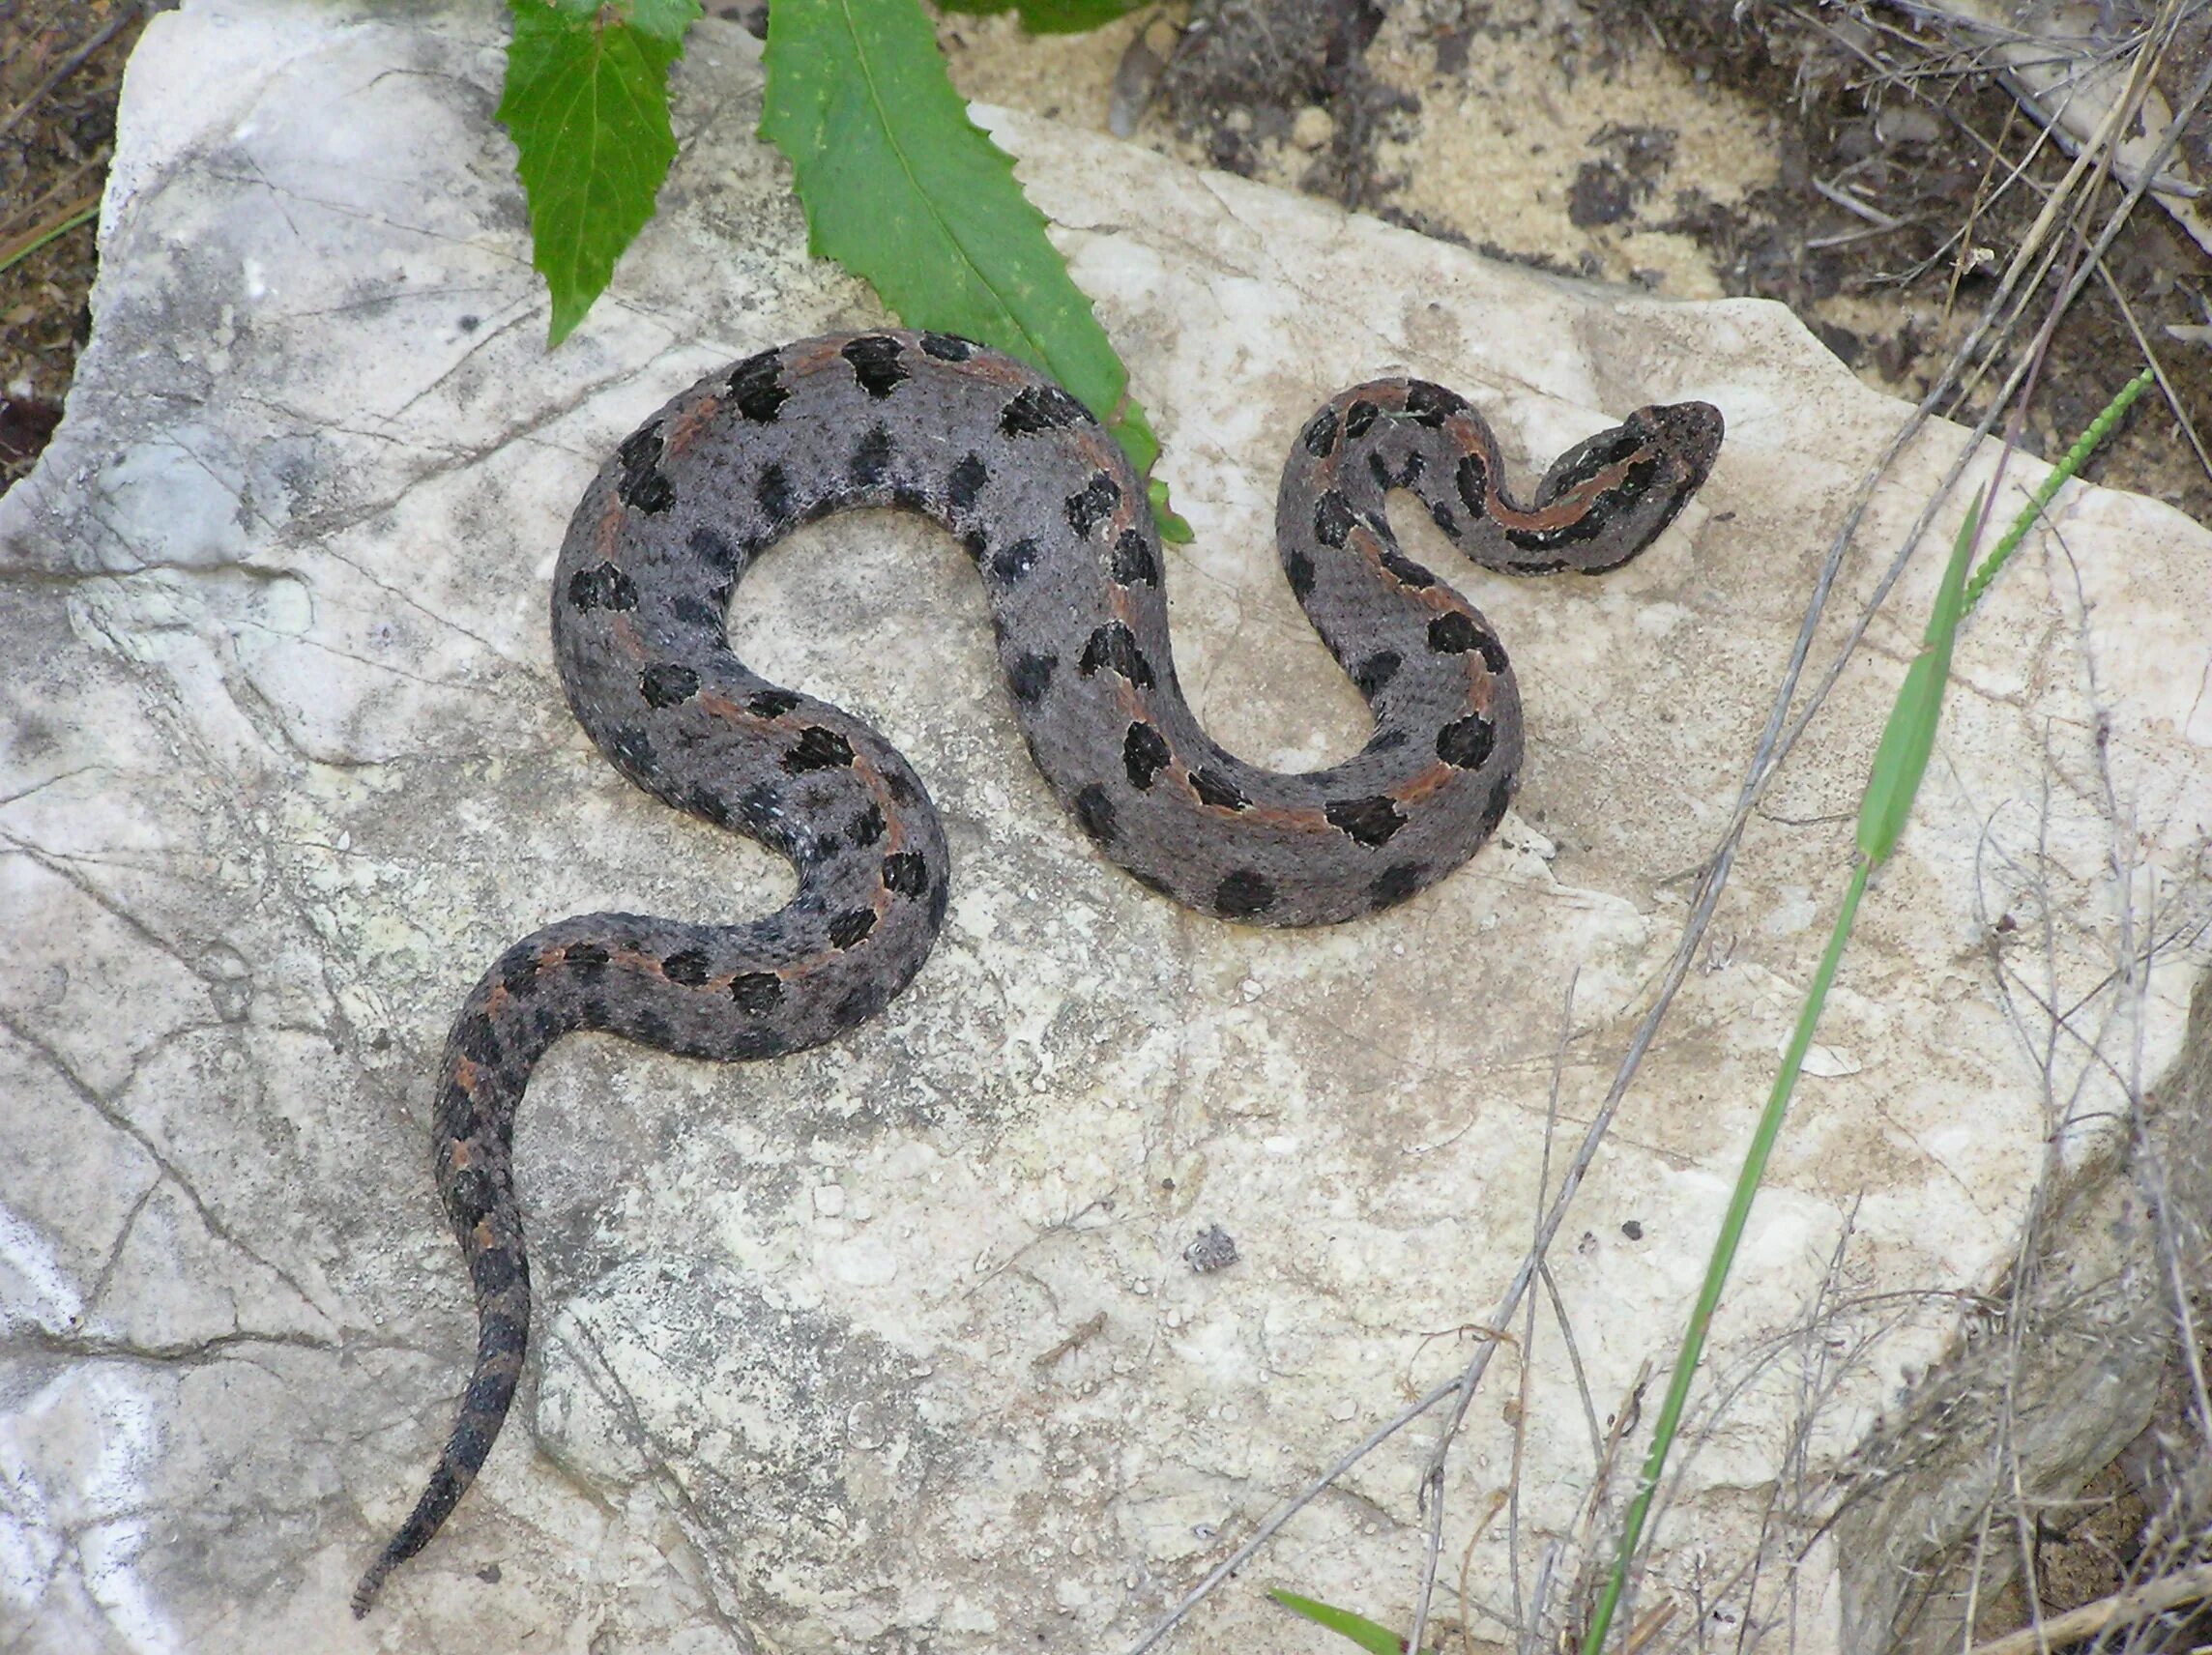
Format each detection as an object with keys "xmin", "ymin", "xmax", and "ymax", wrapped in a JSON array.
[
  {"xmin": 1622, "ymin": 400, "xmax": 1726, "ymax": 492},
  {"xmin": 1519, "ymin": 398, "xmax": 1727, "ymax": 574}
]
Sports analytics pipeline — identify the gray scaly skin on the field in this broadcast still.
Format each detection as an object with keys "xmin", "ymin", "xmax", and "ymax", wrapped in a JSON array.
[{"xmin": 354, "ymin": 330, "xmax": 1722, "ymax": 1614}]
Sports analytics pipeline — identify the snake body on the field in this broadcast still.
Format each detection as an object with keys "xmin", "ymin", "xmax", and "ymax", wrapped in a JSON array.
[{"xmin": 354, "ymin": 330, "xmax": 1721, "ymax": 1613}]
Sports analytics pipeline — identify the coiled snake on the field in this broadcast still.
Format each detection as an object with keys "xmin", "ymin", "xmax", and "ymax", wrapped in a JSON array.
[{"xmin": 354, "ymin": 330, "xmax": 1722, "ymax": 1613}]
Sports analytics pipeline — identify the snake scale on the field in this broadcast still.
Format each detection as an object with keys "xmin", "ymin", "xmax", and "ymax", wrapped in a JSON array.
[{"xmin": 354, "ymin": 329, "xmax": 1722, "ymax": 1613}]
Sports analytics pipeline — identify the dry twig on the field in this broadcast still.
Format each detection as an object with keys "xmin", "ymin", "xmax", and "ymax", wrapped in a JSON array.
[{"xmin": 1964, "ymin": 1557, "xmax": 2212, "ymax": 1655}]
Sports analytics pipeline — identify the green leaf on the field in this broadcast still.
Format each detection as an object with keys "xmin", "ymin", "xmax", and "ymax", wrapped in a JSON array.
[
  {"xmin": 1854, "ymin": 498, "xmax": 1978, "ymax": 867},
  {"xmin": 761, "ymin": 0, "xmax": 1185, "ymax": 534},
  {"xmin": 1148, "ymin": 478, "xmax": 1191, "ymax": 542},
  {"xmin": 933, "ymin": 0, "xmax": 1150, "ymax": 35},
  {"xmin": 1861, "ymin": 371, "xmax": 2152, "ymax": 860},
  {"xmin": 499, "ymin": 0, "xmax": 701, "ymax": 347},
  {"xmin": 1269, "ymin": 1589, "xmax": 1426, "ymax": 1655}
]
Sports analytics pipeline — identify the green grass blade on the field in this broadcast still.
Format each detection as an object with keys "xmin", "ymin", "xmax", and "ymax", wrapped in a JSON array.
[
  {"xmin": 0, "ymin": 198, "xmax": 100, "ymax": 277},
  {"xmin": 1854, "ymin": 497, "xmax": 1979, "ymax": 865},
  {"xmin": 760, "ymin": 0, "xmax": 1188, "ymax": 537},
  {"xmin": 1271, "ymin": 1589, "xmax": 1426, "ymax": 1655},
  {"xmin": 499, "ymin": 0, "xmax": 698, "ymax": 347},
  {"xmin": 1961, "ymin": 368, "xmax": 2156, "ymax": 616},
  {"xmin": 1583, "ymin": 369, "xmax": 2154, "ymax": 1655},
  {"xmin": 1581, "ymin": 857, "xmax": 1872, "ymax": 1655},
  {"xmin": 1861, "ymin": 366, "xmax": 2152, "ymax": 864}
]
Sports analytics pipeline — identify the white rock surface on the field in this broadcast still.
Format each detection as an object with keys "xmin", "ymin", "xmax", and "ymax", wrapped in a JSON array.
[{"xmin": 2, "ymin": 3, "xmax": 2207, "ymax": 1652}]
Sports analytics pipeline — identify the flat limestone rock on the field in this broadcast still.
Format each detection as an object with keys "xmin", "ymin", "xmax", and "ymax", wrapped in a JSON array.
[{"xmin": 3, "ymin": 3, "xmax": 2207, "ymax": 1652}]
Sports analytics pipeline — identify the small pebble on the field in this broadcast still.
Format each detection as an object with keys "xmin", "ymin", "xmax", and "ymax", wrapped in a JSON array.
[
  {"xmin": 1876, "ymin": 102, "xmax": 1943, "ymax": 148},
  {"xmin": 1291, "ymin": 106, "xmax": 1335, "ymax": 151}
]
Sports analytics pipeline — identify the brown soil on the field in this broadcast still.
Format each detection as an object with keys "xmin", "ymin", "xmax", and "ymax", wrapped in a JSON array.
[
  {"xmin": 1608, "ymin": 1, "xmax": 2211, "ymax": 525},
  {"xmin": 934, "ymin": 0, "xmax": 2210, "ymax": 523}
]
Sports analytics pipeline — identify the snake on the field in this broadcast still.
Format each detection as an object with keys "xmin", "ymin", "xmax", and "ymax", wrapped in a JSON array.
[{"xmin": 353, "ymin": 329, "xmax": 1722, "ymax": 1614}]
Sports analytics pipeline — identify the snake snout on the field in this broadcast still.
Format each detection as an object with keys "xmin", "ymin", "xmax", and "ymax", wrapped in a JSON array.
[{"xmin": 1635, "ymin": 400, "xmax": 1727, "ymax": 479}]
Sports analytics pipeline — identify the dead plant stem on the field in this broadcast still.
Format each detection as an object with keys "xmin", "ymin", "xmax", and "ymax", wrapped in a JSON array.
[{"xmin": 1964, "ymin": 1558, "xmax": 2212, "ymax": 1655}]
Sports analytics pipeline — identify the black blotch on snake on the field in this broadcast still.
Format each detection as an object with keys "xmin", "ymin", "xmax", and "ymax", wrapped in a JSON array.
[
  {"xmin": 1123, "ymin": 721, "xmax": 1172, "ymax": 789},
  {"xmin": 842, "ymin": 334, "xmax": 911, "ymax": 398},
  {"xmin": 638, "ymin": 664, "xmax": 699, "ymax": 709},
  {"xmin": 730, "ymin": 350, "xmax": 789, "ymax": 422},
  {"xmin": 1064, "ymin": 474, "xmax": 1121, "ymax": 538},
  {"xmin": 1214, "ymin": 870, "xmax": 1276, "ymax": 917}
]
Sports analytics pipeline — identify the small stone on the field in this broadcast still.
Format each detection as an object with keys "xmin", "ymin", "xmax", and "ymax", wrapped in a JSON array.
[
  {"xmin": 1291, "ymin": 106, "xmax": 1335, "ymax": 151},
  {"xmin": 846, "ymin": 1400, "xmax": 892, "ymax": 1449},
  {"xmin": 1876, "ymin": 102, "xmax": 1943, "ymax": 147}
]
